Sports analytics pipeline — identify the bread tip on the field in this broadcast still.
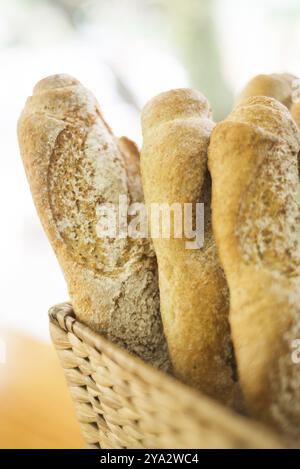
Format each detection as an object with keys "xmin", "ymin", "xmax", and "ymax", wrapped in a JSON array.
[
  {"xmin": 33, "ymin": 74, "xmax": 80, "ymax": 95},
  {"xmin": 141, "ymin": 88, "xmax": 212, "ymax": 132},
  {"xmin": 235, "ymin": 95, "xmax": 294, "ymax": 121}
]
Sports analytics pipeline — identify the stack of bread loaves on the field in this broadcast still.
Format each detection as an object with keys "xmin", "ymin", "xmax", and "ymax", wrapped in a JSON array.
[{"xmin": 18, "ymin": 73, "xmax": 300, "ymax": 445}]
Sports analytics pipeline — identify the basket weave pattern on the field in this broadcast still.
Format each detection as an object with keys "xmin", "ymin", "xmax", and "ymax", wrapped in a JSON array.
[{"xmin": 49, "ymin": 303, "xmax": 284, "ymax": 449}]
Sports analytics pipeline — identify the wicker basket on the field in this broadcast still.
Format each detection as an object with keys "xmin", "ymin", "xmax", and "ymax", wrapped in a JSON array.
[{"xmin": 49, "ymin": 303, "xmax": 285, "ymax": 449}]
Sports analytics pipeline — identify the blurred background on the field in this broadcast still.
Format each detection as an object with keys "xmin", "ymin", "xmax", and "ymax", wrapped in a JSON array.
[{"xmin": 1, "ymin": 0, "xmax": 300, "ymax": 448}]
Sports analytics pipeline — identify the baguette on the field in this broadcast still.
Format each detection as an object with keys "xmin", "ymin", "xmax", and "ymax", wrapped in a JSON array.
[
  {"xmin": 208, "ymin": 96, "xmax": 300, "ymax": 440},
  {"xmin": 141, "ymin": 89, "xmax": 238, "ymax": 404},
  {"xmin": 237, "ymin": 73, "xmax": 298, "ymax": 109},
  {"xmin": 18, "ymin": 74, "xmax": 170, "ymax": 371}
]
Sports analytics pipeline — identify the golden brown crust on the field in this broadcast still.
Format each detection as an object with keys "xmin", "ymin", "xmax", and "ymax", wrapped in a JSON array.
[
  {"xmin": 208, "ymin": 95, "xmax": 300, "ymax": 441},
  {"xmin": 118, "ymin": 136, "xmax": 143, "ymax": 202},
  {"xmin": 141, "ymin": 89, "xmax": 238, "ymax": 405},
  {"xmin": 18, "ymin": 74, "xmax": 170, "ymax": 371},
  {"xmin": 237, "ymin": 73, "xmax": 299, "ymax": 109}
]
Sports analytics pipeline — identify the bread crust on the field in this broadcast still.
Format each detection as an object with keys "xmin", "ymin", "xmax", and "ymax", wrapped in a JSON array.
[
  {"xmin": 237, "ymin": 73, "xmax": 299, "ymax": 109},
  {"xmin": 208, "ymin": 96, "xmax": 300, "ymax": 440},
  {"xmin": 18, "ymin": 74, "xmax": 170, "ymax": 371},
  {"xmin": 141, "ymin": 89, "xmax": 238, "ymax": 404}
]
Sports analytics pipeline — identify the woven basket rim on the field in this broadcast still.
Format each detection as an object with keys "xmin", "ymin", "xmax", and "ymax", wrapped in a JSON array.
[
  {"xmin": 49, "ymin": 302, "xmax": 214, "ymax": 404},
  {"xmin": 49, "ymin": 302, "xmax": 286, "ymax": 448}
]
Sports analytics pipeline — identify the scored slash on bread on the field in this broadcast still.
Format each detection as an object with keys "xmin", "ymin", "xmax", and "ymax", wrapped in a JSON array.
[
  {"xmin": 141, "ymin": 89, "xmax": 241, "ymax": 407},
  {"xmin": 208, "ymin": 96, "xmax": 300, "ymax": 441},
  {"xmin": 18, "ymin": 74, "xmax": 171, "ymax": 371}
]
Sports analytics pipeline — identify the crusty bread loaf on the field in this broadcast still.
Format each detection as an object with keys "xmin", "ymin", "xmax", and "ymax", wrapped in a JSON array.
[
  {"xmin": 141, "ymin": 89, "xmax": 238, "ymax": 404},
  {"xmin": 208, "ymin": 96, "xmax": 300, "ymax": 440},
  {"xmin": 18, "ymin": 74, "xmax": 170, "ymax": 371},
  {"xmin": 237, "ymin": 73, "xmax": 298, "ymax": 109}
]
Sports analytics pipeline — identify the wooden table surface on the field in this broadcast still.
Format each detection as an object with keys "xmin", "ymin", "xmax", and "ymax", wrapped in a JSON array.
[{"xmin": 0, "ymin": 328, "xmax": 85, "ymax": 448}]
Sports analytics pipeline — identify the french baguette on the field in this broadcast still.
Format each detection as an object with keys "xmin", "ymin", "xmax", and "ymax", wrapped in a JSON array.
[
  {"xmin": 141, "ymin": 89, "xmax": 238, "ymax": 404},
  {"xmin": 18, "ymin": 74, "xmax": 170, "ymax": 371},
  {"xmin": 208, "ymin": 96, "xmax": 300, "ymax": 440}
]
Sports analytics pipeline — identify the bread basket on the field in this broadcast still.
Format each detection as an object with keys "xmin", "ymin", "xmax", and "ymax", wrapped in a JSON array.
[{"xmin": 49, "ymin": 303, "xmax": 285, "ymax": 449}]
